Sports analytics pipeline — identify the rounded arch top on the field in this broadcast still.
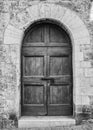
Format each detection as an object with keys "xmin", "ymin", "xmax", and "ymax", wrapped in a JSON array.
[
  {"xmin": 4, "ymin": 3, "xmax": 90, "ymax": 46},
  {"xmin": 23, "ymin": 19, "xmax": 72, "ymax": 47}
]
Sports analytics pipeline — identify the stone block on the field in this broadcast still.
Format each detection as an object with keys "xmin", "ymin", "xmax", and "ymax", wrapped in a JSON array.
[
  {"xmin": 74, "ymin": 45, "xmax": 80, "ymax": 52},
  {"xmin": 81, "ymin": 95, "xmax": 90, "ymax": 105},
  {"xmin": 73, "ymin": 30, "xmax": 90, "ymax": 41},
  {"xmin": 27, "ymin": 4, "xmax": 39, "ymax": 20},
  {"xmin": 62, "ymin": 8, "xmax": 89, "ymax": 42},
  {"xmin": 17, "ymin": 9, "xmax": 31, "ymax": 25},
  {"xmin": 4, "ymin": 25, "xmax": 23, "ymax": 45},
  {"xmin": 75, "ymin": 52, "xmax": 84, "ymax": 61},
  {"xmin": 74, "ymin": 36, "xmax": 90, "ymax": 45},
  {"xmin": 74, "ymin": 62, "xmax": 80, "ymax": 68},
  {"xmin": 45, "ymin": 4, "xmax": 51, "ymax": 18},
  {"xmin": 0, "ymin": 45, "xmax": 11, "ymax": 64},
  {"xmin": 15, "ymin": 5, "xmax": 40, "ymax": 29},
  {"xmin": 84, "ymin": 51, "xmax": 93, "ymax": 61},
  {"xmin": 80, "ymin": 44, "xmax": 91, "ymax": 52},
  {"xmin": 80, "ymin": 78, "xmax": 91, "ymax": 88},
  {"xmin": 38, "ymin": 3, "xmax": 52, "ymax": 18},
  {"xmin": 89, "ymin": 95, "xmax": 93, "ymax": 105},
  {"xmin": 9, "ymin": 45, "xmax": 20, "ymax": 64},
  {"xmin": 75, "ymin": 105, "xmax": 82, "ymax": 113},
  {"xmin": 75, "ymin": 95, "xmax": 82, "ymax": 105},
  {"xmin": 90, "ymin": 2, "xmax": 93, "ymax": 21},
  {"xmin": 89, "ymin": 78, "xmax": 93, "ymax": 87},
  {"xmin": 85, "ymin": 68, "xmax": 93, "ymax": 77},
  {"xmin": 18, "ymin": 0, "xmax": 29, "ymax": 9},
  {"xmin": 76, "ymin": 111, "xmax": 91, "ymax": 125},
  {"xmin": 80, "ymin": 87, "xmax": 93, "ymax": 96},
  {"xmin": 18, "ymin": 116, "xmax": 75, "ymax": 128},
  {"xmin": 0, "ymin": 30, "xmax": 4, "ymax": 42},
  {"xmin": 50, "ymin": 4, "xmax": 60, "ymax": 19},
  {"xmin": 75, "ymin": 68, "xmax": 84, "ymax": 77},
  {"xmin": 88, "ymin": 87, "xmax": 93, "ymax": 95},
  {"xmin": 62, "ymin": 9, "xmax": 78, "ymax": 26},
  {"xmin": 80, "ymin": 61, "xmax": 91, "ymax": 68},
  {"xmin": 51, "ymin": 5, "xmax": 66, "ymax": 20}
]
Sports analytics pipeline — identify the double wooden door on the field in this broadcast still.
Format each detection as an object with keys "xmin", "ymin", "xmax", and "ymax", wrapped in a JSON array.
[{"xmin": 22, "ymin": 22, "xmax": 73, "ymax": 116}]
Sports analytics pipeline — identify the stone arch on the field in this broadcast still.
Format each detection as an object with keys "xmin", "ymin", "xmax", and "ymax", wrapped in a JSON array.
[{"xmin": 4, "ymin": 3, "xmax": 90, "ymax": 117}]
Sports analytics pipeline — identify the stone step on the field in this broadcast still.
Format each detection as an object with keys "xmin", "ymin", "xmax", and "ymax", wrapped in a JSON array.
[{"xmin": 18, "ymin": 116, "xmax": 75, "ymax": 128}]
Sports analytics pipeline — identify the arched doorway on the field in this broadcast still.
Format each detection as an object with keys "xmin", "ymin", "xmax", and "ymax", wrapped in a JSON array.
[{"xmin": 21, "ymin": 20, "xmax": 73, "ymax": 116}]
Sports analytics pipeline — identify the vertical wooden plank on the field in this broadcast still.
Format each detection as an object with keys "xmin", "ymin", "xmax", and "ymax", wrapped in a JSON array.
[
  {"xmin": 24, "ymin": 56, "xmax": 44, "ymax": 76},
  {"xmin": 24, "ymin": 85, "xmax": 44, "ymax": 104},
  {"xmin": 62, "ymin": 56, "xmax": 70, "ymax": 75},
  {"xmin": 44, "ymin": 24, "xmax": 50, "ymax": 45},
  {"xmin": 50, "ymin": 85, "xmax": 71, "ymax": 104},
  {"xmin": 49, "ymin": 24, "xmax": 70, "ymax": 43},
  {"xmin": 50, "ymin": 57, "xmax": 63, "ymax": 75}
]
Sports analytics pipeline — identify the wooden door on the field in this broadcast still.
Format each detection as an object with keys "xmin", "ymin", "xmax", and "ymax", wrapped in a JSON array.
[{"xmin": 22, "ymin": 22, "xmax": 73, "ymax": 116}]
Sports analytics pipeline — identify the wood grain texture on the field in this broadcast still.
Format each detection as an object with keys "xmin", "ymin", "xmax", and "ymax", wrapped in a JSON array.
[
  {"xmin": 22, "ymin": 22, "xmax": 72, "ymax": 116},
  {"xmin": 25, "ymin": 57, "xmax": 44, "ymax": 76},
  {"xmin": 24, "ymin": 85, "xmax": 44, "ymax": 104}
]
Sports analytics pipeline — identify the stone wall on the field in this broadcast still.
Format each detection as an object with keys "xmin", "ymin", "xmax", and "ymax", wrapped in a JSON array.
[{"xmin": 0, "ymin": 0, "xmax": 93, "ymax": 128}]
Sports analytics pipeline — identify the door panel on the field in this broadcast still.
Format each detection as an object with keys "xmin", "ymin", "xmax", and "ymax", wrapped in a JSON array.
[
  {"xmin": 24, "ymin": 24, "xmax": 44, "ymax": 43},
  {"xmin": 24, "ymin": 56, "xmax": 44, "ymax": 76},
  {"xmin": 50, "ymin": 85, "xmax": 71, "ymax": 104},
  {"xmin": 49, "ymin": 24, "xmax": 70, "ymax": 43},
  {"xmin": 22, "ymin": 83, "xmax": 47, "ymax": 116},
  {"xmin": 24, "ymin": 84, "xmax": 44, "ymax": 105},
  {"xmin": 50, "ymin": 56, "xmax": 71, "ymax": 76},
  {"xmin": 50, "ymin": 57, "xmax": 63, "ymax": 76},
  {"xmin": 22, "ymin": 22, "xmax": 73, "ymax": 116},
  {"xmin": 48, "ymin": 84, "xmax": 72, "ymax": 115},
  {"xmin": 62, "ymin": 57, "xmax": 71, "ymax": 75}
]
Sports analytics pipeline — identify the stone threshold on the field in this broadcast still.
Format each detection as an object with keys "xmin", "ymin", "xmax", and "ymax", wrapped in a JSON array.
[{"xmin": 18, "ymin": 116, "xmax": 76, "ymax": 128}]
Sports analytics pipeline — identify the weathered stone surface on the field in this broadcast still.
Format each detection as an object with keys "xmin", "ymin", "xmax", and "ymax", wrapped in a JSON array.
[
  {"xmin": 80, "ymin": 61, "xmax": 91, "ymax": 68},
  {"xmin": 85, "ymin": 68, "xmax": 93, "ymax": 77},
  {"xmin": 0, "ymin": 0, "xmax": 93, "ymax": 128},
  {"xmin": 75, "ymin": 96, "xmax": 82, "ymax": 105}
]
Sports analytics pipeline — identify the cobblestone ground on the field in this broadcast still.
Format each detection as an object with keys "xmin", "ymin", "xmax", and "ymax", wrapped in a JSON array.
[{"xmin": 1, "ymin": 123, "xmax": 93, "ymax": 130}]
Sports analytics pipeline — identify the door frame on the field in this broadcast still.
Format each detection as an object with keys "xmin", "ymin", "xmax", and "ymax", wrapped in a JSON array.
[
  {"xmin": 4, "ymin": 3, "xmax": 90, "ymax": 120},
  {"xmin": 21, "ymin": 19, "xmax": 73, "ymax": 116}
]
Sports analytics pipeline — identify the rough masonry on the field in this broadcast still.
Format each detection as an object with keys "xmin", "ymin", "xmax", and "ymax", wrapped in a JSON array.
[{"xmin": 0, "ymin": 0, "xmax": 93, "ymax": 128}]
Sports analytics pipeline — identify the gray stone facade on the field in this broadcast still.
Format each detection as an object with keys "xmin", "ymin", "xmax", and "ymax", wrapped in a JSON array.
[{"xmin": 0, "ymin": 0, "xmax": 93, "ymax": 128}]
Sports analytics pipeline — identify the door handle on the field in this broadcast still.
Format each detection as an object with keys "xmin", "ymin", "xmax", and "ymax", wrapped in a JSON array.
[
  {"xmin": 41, "ymin": 77, "xmax": 54, "ymax": 83},
  {"xmin": 41, "ymin": 77, "xmax": 54, "ymax": 81}
]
